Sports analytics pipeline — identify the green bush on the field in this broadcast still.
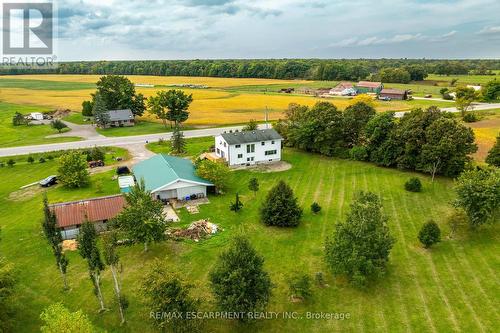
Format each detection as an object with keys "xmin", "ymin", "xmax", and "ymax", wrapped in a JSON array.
[
  {"xmin": 27, "ymin": 156, "xmax": 34, "ymax": 164},
  {"xmin": 462, "ymin": 113, "xmax": 478, "ymax": 123},
  {"xmin": 311, "ymin": 202, "xmax": 321, "ymax": 214},
  {"xmin": 349, "ymin": 146, "xmax": 368, "ymax": 161},
  {"xmin": 405, "ymin": 177, "xmax": 422, "ymax": 192},
  {"xmin": 418, "ymin": 220, "xmax": 441, "ymax": 248},
  {"xmin": 260, "ymin": 181, "xmax": 302, "ymax": 227},
  {"xmin": 288, "ymin": 272, "xmax": 312, "ymax": 300},
  {"xmin": 39, "ymin": 157, "xmax": 46, "ymax": 163},
  {"xmin": 7, "ymin": 159, "xmax": 15, "ymax": 167}
]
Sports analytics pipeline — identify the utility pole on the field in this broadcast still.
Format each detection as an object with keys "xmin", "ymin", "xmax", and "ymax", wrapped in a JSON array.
[{"xmin": 264, "ymin": 106, "xmax": 269, "ymax": 129}]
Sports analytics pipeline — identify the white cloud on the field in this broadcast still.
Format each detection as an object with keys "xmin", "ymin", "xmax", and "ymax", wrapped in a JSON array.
[{"xmin": 477, "ymin": 26, "xmax": 500, "ymax": 35}]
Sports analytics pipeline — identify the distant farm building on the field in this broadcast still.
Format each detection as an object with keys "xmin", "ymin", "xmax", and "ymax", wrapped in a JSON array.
[
  {"xmin": 379, "ymin": 88, "xmax": 408, "ymax": 100},
  {"xmin": 355, "ymin": 81, "xmax": 384, "ymax": 94},
  {"xmin": 329, "ymin": 82, "xmax": 355, "ymax": 95},
  {"xmin": 30, "ymin": 112, "xmax": 44, "ymax": 120},
  {"xmin": 50, "ymin": 194, "xmax": 126, "ymax": 239},
  {"xmin": 100, "ymin": 109, "xmax": 135, "ymax": 128}
]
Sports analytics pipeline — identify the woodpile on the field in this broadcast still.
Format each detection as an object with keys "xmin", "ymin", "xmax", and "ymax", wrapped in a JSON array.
[{"xmin": 170, "ymin": 219, "xmax": 218, "ymax": 241}]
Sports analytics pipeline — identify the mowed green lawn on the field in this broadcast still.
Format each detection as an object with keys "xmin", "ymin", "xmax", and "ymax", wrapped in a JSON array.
[
  {"xmin": 0, "ymin": 142, "xmax": 498, "ymax": 332},
  {"xmin": 0, "ymin": 102, "xmax": 81, "ymax": 147}
]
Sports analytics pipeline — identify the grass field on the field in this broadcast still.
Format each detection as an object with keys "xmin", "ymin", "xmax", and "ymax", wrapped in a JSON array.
[
  {"xmin": 0, "ymin": 75, "xmax": 454, "ymax": 127},
  {"xmin": 426, "ymin": 73, "xmax": 499, "ymax": 85},
  {"xmin": 0, "ymin": 102, "xmax": 81, "ymax": 148},
  {"xmin": 0, "ymin": 141, "xmax": 498, "ymax": 332}
]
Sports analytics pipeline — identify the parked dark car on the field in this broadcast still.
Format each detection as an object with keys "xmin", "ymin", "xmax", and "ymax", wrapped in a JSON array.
[
  {"xmin": 39, "ymin": 175, "xmax": 57, "ymax": 187},
  {"xmin": 88, "ymin": 160, "xmax": 105, "ymax": 168},
  {"xmin": 116, "ymin": 166, "xmax": 130, "ymax": 175}
]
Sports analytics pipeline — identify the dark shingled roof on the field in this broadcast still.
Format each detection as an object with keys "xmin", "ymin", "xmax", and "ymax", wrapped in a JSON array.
[
  {"xmin": 221, "ymin": 128, "xmax": 282, "ymax": 145},
  {"xmin": 106, "ymin": 109, "xmax": 134, "ymax": 121}
]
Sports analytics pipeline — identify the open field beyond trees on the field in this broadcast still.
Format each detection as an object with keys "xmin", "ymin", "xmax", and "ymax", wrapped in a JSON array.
[
  {"xmin": 0, "ymin": 139, "xmax": 498, "ymax": 332},
  {"xmin": 0, "ymin": 75, "xmax": 455, "ymax": 127}
]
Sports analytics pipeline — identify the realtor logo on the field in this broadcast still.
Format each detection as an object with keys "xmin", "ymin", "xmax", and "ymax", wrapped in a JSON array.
[{"xmin": 2, "ymin": 2, "xmax": 53, "ymax": 55}]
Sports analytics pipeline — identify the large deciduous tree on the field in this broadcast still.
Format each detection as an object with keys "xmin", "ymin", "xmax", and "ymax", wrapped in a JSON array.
[
  {"xmin": 343, "ymin": 102, "xmax": 376, "ymax": 148},
  {"xmin": 114, "ymin": 179, "xmax": 166, "ymax": 251},
  {"xmin": 325, "ymin": 191, "xmax": 395, "ymax": 287},
  {"xmin": 195, "ymin": 159, "xmax": 229, "ymax": 193},
  {"xmin": 93, "ymin": 75, "xmax": 145, "ymax": 116},
  {"xmin": 209, "ymin": 236, "xmax": 272, "ymax": 321},
  {"xmin": 148, "ymin": 90, "xmax": 193, "ymax": 128},
  {"xmin": 142, "ymin": 260, "xmax": 200, "ymax": 333},
  {"xmin": 77, "ymin": 222, "xmax": 106, "ymax": 312},
  {"xmin": 42, "ymin": 193, "xmax": 69, "ymax": 290},
  {"xmin": 419, "ymin": 117, "xmax": 477, "ymax": 180},
  {"xmin": 260, "ymin": 180, "xmax": 302, "ymax": 227},
  {"xmin": 454, "ymin": 167, "xmax": 499, "ymax": 227},
  {"xmin": 58, "ymin": 151, "xmax": 90, "ymax": 188}
]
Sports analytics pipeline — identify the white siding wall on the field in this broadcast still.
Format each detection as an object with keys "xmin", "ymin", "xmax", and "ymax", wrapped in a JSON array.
[
  {"xmin": 215, "ymin": 137, "xmax": 282, "ymax": 166},
  {"xmin": 153, "ymin": 180, "xmax": 208, "ymax": 200}
]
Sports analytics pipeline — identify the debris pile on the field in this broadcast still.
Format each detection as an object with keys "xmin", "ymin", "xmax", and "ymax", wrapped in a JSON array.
[
  {"xmin": 186, "ymin": 205, "xmax": 199, "ymax": 214},
  {"xmin": 62, "ymin": 239, "xmax": 78, "ymax": 251},
  {"xmin": 170, "ymin": 219, "xmax": 218, "ymax": 241}
]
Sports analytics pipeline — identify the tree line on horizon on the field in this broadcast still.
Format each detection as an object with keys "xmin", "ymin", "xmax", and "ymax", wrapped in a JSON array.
[{"xmin": 1, "ymin": 59, "xmax": 499, "ymax": 82}]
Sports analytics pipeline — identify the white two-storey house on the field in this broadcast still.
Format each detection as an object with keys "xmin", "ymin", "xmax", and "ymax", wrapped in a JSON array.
[{"xmin": 215, "ymin": 128, "xmax": 283, "ymax": 167}]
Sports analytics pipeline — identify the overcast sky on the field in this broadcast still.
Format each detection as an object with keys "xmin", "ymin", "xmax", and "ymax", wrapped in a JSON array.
[{"xmin": 53, "ymin": 0, "xmax": 500, "ymax": 60}]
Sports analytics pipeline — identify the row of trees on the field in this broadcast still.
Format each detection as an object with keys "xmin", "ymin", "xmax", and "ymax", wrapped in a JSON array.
[
  {"xmin": 41, "ymin": 177, "xmax": 168, "ymax": 323},
  {"xmin": 276, "ymin": 102, "xmax": 477, "ymax": 180},
  {"xmin": 3, "ymin": 59, "xmax": 499, "ymax": 80}
]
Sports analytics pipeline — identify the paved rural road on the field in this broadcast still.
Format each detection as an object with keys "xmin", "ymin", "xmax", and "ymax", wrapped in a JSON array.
[
  {"xmin": 394, "ymin": 102, "xmax": 500, "ymax": 118},
  {"xmin": 0, "ymin": 125, "xmax": 262, "ymax": 157}
]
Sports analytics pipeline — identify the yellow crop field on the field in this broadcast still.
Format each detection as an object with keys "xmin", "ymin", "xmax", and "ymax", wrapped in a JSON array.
[
  {"xmin": 0, "ymin": 85, "xmax": 409, "ymax": 125},
  {"xmin": 467, "ymin": 116, "xmax": 500, "ymax": 161},
  {"xmin": 0, "ymin": 74, "xmax": 309, "ymax": 88}
]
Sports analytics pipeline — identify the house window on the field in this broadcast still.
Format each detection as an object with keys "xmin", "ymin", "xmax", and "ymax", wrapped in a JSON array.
[
  {"xmin": 235, "ymin": 144, "xmax": 241, "ymax": 148},
  {"xmin": 247, "ymin": 157, "xmax": 254, "ymax": 162},
  {"xmin": 223, "ymin": 142, "xmax": 226, "ymax": 147},
  {"xmin": 265, "ymin": 150, "xmax": 277, "ymax": 156},
  {"xmin": 216, "ymin": 148, "xmax": 220, "ymax": 154},
  {"xmin": 237, "ymin": 154, "xmax": 243, "ymax": 158},
  {"xmin": 246, "ymin": 144, "xmax": 255, "ymax": 153},
  {"xmin": 261, "ymin": 141, "xmax": 265, "ymax": 146},
  {"xmin": 271, "ymin": 140, "xmax": 275, "ymax": 144}
]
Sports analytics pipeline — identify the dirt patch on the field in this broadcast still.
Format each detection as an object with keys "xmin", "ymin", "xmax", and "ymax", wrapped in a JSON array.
[
  {"xmin": 8, "ymin": 184, "xmax": 49, "ymax": 202},
  {"xmin": 248, "ymin": 161, "xmax": 292, "ymax": 173},
  {"xmin": 467, "ymin": 118, "xmax": 500, "ymax": 129}
]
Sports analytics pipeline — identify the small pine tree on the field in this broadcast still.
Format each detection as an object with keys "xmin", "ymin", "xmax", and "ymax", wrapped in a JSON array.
[
  {"xmin": 39, "ymin": 157, "xmax": 46, "ymax": 163},
  {"xmin": 171, "ymin": 125, "xmax": 186, "ymax": 154},
  {"xmin": 27, "ymin": 156, "xmax": 34, "ymax": 164},
  {"xmin": 12, "ymin": 112, "xmax": 26, "ymax": 126},
  {"xmin": 485, "ymin": 135, "xmax": 500, "ymax": 167},
  {"xmin": 230, "ymin": 193, "xmax": 243, "ymax": 212},
  {"xmin": 248, "ymin": 178, "xmax": 259, "ymax": 197},
  {"xmin": 7, "ymin": 159, "xmax": 15, "ymax": 167},
  {"xmin": 405, "ymin": 177, "xmax": 422, "ymax": 192},
  {"xmin": 92, "ymin": 93, "xmax": 109, "ymax": 128},
  {"xmin": 311, "ymin": 202, "xmax": 321, "ymax": 214},
  {"xmin": 288, "ymin": 272, "xmax": 312, "ymax": 301},
  {"xmin": 260, "ymin": 181, "xmax": 302, "ymax": 227},
  {"xmin": 418, "ymin": 220, "xmax": 441, "ymax": 248}
]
